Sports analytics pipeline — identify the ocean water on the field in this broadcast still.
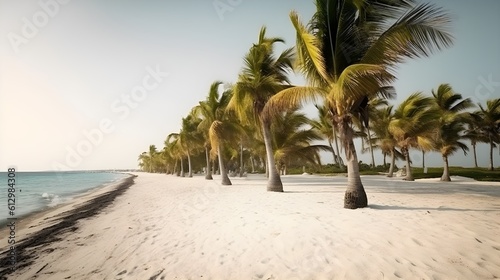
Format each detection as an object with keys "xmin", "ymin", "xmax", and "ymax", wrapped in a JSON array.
[{"xmin": 0, "ymin": 171, "xmax": 130, "ymax": 223}]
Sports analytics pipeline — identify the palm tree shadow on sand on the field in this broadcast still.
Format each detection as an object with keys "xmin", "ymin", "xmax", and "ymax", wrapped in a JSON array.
[{"xmin": 368, "ymin": 204, "xmax": 499, "ymax": 212}]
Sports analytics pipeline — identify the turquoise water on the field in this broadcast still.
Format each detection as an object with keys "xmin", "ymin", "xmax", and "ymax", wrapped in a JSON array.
[{"xmin": 0, "ymin": 171, "xmax": 130, "ymax": 223}]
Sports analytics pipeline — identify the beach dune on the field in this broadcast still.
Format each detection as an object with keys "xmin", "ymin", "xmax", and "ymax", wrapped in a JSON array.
[{"xmin": 1, "ymin": 173, "xmax": 500, "ymax": 279}]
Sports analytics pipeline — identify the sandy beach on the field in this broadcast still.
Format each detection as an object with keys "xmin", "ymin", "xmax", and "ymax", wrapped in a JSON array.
[{"xmin": 1, "ymin": 172, "xmax": 499, "ymax": 280}]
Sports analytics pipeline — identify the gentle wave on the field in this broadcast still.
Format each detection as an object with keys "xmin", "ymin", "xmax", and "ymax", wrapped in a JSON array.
[{"xmin": 0, "ymin": 171, "xmax": 130, "ymax": 222}]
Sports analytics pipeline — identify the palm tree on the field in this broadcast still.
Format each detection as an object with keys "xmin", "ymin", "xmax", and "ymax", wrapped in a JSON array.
[
  {"xmin": 138, "ymin": 145, "xmax": 158, "ymax": 172},
  {"xmin": 272, "ymin": 108, "xmax": 331, "ymax": 174},
  {"xmin": 166, "ymin": 133, "xmax": 184, "ymax": 176},
  {"xmin": 311, "ymin": 104, "xmax": 343, "ymax": 168},
  {"xmin": 195, "ymin": 81, "xmax": 225, "ymax": 180},
  {"xmin": 463, "ymin": 116, "xmax": 484, "ymax": 168},
  {"xmin": 207, "ymin": 86, "xmax": 240, "ymax": 185},
  {"xmin": 237, "ymin": 123, "xmax": 255, "ymax": 177},
  {"xmin": 230, "ymin": 26, "xmax": 294, "ymax": 192},
  {"xmin": 138, "ymin": 152, "xmax": 149, "ymax": 172},
  {"xmin": 179, "ymin": 114, "xmax": 203, "ymax": 177},
  {"xmin": 371, "ymin": 105, "xmax": 400, "ymax": 177},
  {"xmin": 431, "ymin": 84, "xmax": 473, "ymax": 181},
  {"xmin": 389, "ymin": 93, "xmax": 439, "ymax": 181},
  {"xmin": 265, "ymin": 0, "xmax": 453, "ymax": 208},
  {"xmin": 159, "ymin": 144, "xmax": 175, "ymax": 174},
  {"xmin": 357, "ymin": 97, "xmax": 394, "ymax": 168},
  {"xmin": 473, "ymin": 98, "xmax": 500, "ymax": 170},
  {"xmin": 163, "ymin": 136, "xmax": 180, "ymax": 175}
]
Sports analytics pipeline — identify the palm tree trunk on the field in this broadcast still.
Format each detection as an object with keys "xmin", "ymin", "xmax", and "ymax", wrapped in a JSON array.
[
  {"xmin": 422, "ymin": 150, "xmax": 425, "ymax": 169},
  {"xmin": 472, "ymin": 143, "xmax": 478, "ymax": 168},
  {"xmin": 339, "ymin": 120, "xmax": 367, "ymax": 209},
  {"xmin": 262, "ymin": 121, "xmax": 283, "ymax": 192},
  {"xmin": 174, "ymin": 159, "xmax": 179, "ymax": 176},
  {"xmin": 205, "ymin": 147, "xmax": 213, "ymax": 180},
  {"xmin": 489, "ymin": 140, "xmax": 494, "ymax": 171},
  {"xmin": 333, "ymin": 127, "xmax": 342, "ymax": 169},
  {"xmin": 367, "ymin": 127, "xmax": 375, "ymax": 168},
  {"xmin": 328, "ymin": 141, "xmax": 337, "ymax": 166},
  {"xmin": 187, "ymin": 151, "xmax": 193, "ymax": 177},
  {"xmin": 250, "ymin": 156, "xmax": 255, "ymax": 173},
  {"xmin": 387, "ymin": 149, "xmax": 396, "ymax": 177},
  {"xmin": 180, "ymin": 157, "xmax": 185, "ymax": 177},
  {"xmin": 263, "ymin": 157, "xmax": 268, "ymax": 178},
  {"xmin": 404, "ymin": 148, "xmax": 414, "ymax": 181},
  {"xmin": 259, "ymin": 157, "xmax": 269, "ymax": 178},
  {"xmin": 239, "ymin": 142, "xmax": 244, "ymax": 177},
  {"xmin": 218, "ymin": 144, "xmax": 232, "ymax": 185},
  {"xmin": 383, "ymin": 153, "xmax": 387, "ymax": 167},
  {"xmin": 441, "ymin": 155, "xmax": 451, "ymax": 181}
]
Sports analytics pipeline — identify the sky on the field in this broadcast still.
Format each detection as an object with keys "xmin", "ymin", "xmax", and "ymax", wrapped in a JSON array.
[{"xmin": 0, "ymin": 0, "xmax": 499, "ymax": 171}]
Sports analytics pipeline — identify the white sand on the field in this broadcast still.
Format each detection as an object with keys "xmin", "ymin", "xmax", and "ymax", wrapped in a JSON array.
[{"xmin": 3, "ymin": 173, "xmax": 500, "ymax": 280}]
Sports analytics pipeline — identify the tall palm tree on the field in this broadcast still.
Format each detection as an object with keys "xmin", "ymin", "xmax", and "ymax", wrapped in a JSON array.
[
  {"xmin": 389, "ymin": 93, "xmax": 439, "ymax": 181},
  {"xmin": 265, "ymin": 0, "xmax": 453, "ymax": 208},
  {"xmin": 230, "ymin": 26, "xmax": 295, "ymax": 192},
  {"xmin": 207, "ymin": 86, "xmax": 240, "ymax": 185},
  {"xmin": 431, "ymin": 84, "xmax": 473, "ymax": 181},
  {"xmin": 473, "ymin": 98, "xmax": 500, "ymax": 171},
  {"xmin": 195, "ymin": 81, "xmax": 225, "ymax": 180}
]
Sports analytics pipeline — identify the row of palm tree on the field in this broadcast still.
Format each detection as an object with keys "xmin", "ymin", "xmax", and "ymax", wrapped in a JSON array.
[
  {"xmin": 371, "ymin": 85, "xmax": 499, "ymax": 182},
  {"xmin": 139, "ymin": 0, "xmax": 499, "ymax": 209}
]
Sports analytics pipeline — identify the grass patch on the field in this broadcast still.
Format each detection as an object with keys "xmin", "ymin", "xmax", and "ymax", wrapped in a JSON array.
[
  {"xmin": 287, "ymin": 165, "xmax": 500, "ymax": 182},
  {"xmin": 411, "ymin": 167, "xmax": 500, "ymax": 182}
]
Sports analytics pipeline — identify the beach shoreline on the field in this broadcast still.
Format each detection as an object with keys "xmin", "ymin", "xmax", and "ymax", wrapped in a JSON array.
[
  {"xmin": 0, "ymin": 174, "xmax": 136, "ymax": 278},
  {"xmin": 0, "ymin": 172, "xmax": 135, "ymax": 229},
  {"xmin": 1, "ymin": 172, "xmax": 499, "ymax": 279}
]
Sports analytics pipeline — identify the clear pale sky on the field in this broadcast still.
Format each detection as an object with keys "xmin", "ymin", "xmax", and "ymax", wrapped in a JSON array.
[{"xmin": 0, "ymin": 0, "xmax": 499, "ymax": 171}]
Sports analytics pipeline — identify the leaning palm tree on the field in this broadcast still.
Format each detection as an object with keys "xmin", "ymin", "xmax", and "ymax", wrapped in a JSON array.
[
  {"xmin": 209, "ymin": 117, "xmax": 243, "ymax": 185},
  {"xmin": 207, "ymin": 86, "xmax": 241, "ymax": 185},
  {"xmin": 264, "ymin": 0, "xmax": 453, "ymax": 208},
  {"xmin": 473, "ymin": 98, "xmax": 500, "ymax": 171},
  {"xmin": 389, "ymin": 93, "xmax": 439, "ymax": 181},
  {"xmin": 195, "ymin": 81, "xmax": 225, "ymax": 180},
  {"xmin": 431, "ymin": 84, "xmax": 473, "ymax": 181},
  {"xmin": 229, "ymin": 26, "xmax": 295, "ymax": 192}
]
